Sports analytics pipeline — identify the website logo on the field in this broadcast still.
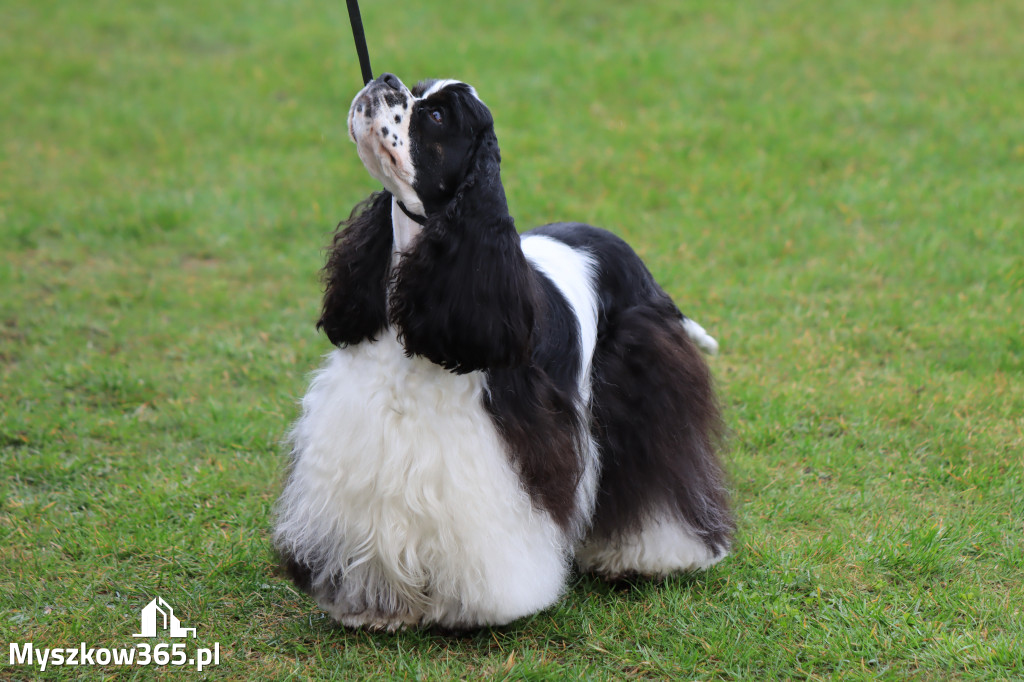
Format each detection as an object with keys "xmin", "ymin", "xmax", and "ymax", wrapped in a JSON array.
[
  {"xmin": 8, "ymin": 596, "xmax": 220, "ymax": 673},
  {"xmin": 133, "ymin": 597, "xmax": 197, "ymax": 638}
]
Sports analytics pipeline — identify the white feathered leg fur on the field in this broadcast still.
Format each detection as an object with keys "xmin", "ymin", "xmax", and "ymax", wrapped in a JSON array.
[
  {"xmin": 575, "ymin": 513, "xmax": 724, "ymax": 580},
  {"xmin": 274, "ymin": 331, "xmax": 572, "ymax": 630}
]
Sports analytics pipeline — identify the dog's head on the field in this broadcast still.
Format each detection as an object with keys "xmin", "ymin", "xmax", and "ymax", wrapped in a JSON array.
[
  {"xmin": 330, "ymin": 73, "xmax": 532, "ymax": 374},
  {"xmin": 348, "ymin": 74, "xmax": 495, "ymax": 218}
]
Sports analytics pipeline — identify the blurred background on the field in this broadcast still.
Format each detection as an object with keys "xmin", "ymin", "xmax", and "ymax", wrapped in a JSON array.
[{"xmin": 2, "ymin": 0, "xmax": 1021, "ymax": 677}]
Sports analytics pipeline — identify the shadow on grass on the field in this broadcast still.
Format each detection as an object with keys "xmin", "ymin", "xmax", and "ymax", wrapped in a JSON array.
[{"xmin": 273, "ymin": 567, "xmax": 727, "ymax": 645}]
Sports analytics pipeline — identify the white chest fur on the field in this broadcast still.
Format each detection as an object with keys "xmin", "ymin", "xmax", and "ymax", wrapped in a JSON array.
[{"xmin": 274, "ymin": 330, "xmax": 571, "ymax": 628}]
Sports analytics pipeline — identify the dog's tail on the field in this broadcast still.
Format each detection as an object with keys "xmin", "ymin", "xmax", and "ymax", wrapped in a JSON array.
[{"xmin": 682, "ymin": 316, "xmax": 719, "ymax": 355}]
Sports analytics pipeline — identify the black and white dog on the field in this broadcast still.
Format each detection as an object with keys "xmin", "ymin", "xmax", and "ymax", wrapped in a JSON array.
[{"xmin": 274, "ymin": 74, "xmax": 733, "ymax": 631}]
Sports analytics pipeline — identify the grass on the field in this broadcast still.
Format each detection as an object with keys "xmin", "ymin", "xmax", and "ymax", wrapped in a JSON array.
[{"xmin": 2, "ymin": 0, "xmax": 1022, "ymax": 678}]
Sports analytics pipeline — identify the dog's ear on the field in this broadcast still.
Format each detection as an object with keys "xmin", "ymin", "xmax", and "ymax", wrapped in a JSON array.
[
  {"xmin": 390, "ymin": 131, "xmax": 536, "ymax": 374},
  {"xmin": 317, "ymin": 190, "xmax": 394, "ymax": 346}
]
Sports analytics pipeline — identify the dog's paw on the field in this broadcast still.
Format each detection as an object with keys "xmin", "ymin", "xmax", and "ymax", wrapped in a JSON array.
[{"xmin": 339, "ymin": 609, "xmax": 421, "ymax": 633}]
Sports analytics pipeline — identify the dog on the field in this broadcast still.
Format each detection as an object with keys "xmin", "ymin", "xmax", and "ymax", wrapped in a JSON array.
[{"xmin": 273, "ymin": 73, "xmax": 733, "ymax": 631}]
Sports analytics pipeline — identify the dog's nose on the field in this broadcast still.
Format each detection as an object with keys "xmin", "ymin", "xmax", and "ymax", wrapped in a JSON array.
[{"xmin": 380, "ymin": 73, "xmax": 402, "ymax": 91}]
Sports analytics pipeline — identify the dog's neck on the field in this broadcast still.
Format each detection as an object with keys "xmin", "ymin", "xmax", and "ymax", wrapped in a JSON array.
[{"xmin": 391, "ymin": 196, "xmax": 424, "ymax": 267}]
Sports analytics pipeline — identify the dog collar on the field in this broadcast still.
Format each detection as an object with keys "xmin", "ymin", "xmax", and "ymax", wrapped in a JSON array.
[{"xmin": 397, "ymin": 201, "xmax": 428, "ymax": 225}]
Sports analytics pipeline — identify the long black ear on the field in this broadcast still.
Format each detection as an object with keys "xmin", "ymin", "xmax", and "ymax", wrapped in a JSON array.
[
  {"xmin": 316, "ymin": 190, "xmax": 394, "ymax": 346},
  {"xmin": 389, "ymin": 132, "xmax": 535, "ymax": 374}
]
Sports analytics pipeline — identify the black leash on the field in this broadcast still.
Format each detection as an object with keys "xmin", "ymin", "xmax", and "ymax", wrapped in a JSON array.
[
  {"xmin": 345, "ymin": 0, "xmax": 374, "ymax": 85},
  {"xmin": 345, "ymin": 2, "xmax": 427, "ymax": 223}
]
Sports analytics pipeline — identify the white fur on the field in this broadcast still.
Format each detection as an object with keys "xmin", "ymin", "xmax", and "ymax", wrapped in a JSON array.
[
  {"xmin": 390, "ymin": 196, "xmax": 422, "ymax": 261},
  {"xmin": 683, "ymin": 317, "xmax": 719, "ymax": 355},
  {"xmin": 347, "ymin": 76, "xmax": 484, "ymax": 220},
  {"xmin": 521, "ymin": 235, "xmax": 599, "ymax": 400},
  {"xmin": 520, "ymin": 234, "xmax": 603, "ymax": 530},
  {"xmin": 518, "ymin": 237, "xmax": 726, "ymax": 580},
  {"xmin": 348, "ymin": 79, "xmax": 424, "ymax": 215},
  {"xmin": 420, "ymin": 78, "xmax": 481, "ymax": 103},
  {"xmin": 274, "ymin": 331, "xmax": 572, "ymax": 629},
  {"xmin": 575, "ymin": 512, "xmax": 725, "ymax": 578}
]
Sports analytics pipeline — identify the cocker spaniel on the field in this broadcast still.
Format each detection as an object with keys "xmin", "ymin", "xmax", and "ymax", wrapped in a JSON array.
[{"xmin": 274, "ymin": 73, "xmax": 733, "ymax": 631}]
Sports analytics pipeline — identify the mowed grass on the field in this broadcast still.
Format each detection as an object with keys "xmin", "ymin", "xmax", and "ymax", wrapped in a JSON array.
[{"xmin": 2, "ymin": 0, "xmax": 1022, "ymax": 678}]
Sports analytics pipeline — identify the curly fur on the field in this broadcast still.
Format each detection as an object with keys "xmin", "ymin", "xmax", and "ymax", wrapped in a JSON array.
[
  {"xmin": 317, "ymin": 191, "xmax": 394, "ymax": 346},
  {"xmin": 389, "ymin": 131, "xmax": 536, "ymax": 374}
]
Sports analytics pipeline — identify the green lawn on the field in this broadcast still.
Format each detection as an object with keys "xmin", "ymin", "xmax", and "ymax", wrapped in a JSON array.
[{"xmin": 2, "ymin": 0, "xmax": 1022, "ymax": 678}]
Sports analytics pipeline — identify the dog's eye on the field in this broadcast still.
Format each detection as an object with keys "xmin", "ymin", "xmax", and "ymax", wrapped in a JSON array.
[{"xmin": 428, "ymin": 109, "xmax": 443, "ymax": 125}]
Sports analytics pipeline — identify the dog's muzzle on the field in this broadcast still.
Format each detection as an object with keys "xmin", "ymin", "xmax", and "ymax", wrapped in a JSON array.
[{"xmin": 348, "ymin": 73, "xmax": 410, "ymax": 141}]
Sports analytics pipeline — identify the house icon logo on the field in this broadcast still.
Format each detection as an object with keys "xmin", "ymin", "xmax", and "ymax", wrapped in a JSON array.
[{"xmin": 132, "ymin": 597, "xmax": 196, "ymax": 638}]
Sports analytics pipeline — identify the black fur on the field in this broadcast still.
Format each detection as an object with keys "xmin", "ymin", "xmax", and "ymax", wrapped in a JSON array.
[
  {"xmin": 530, "ymin": 223, "xmax": 733, "ymax": 553},
  {"xmin": 483, "ymin": 267, "xmax": 586, "ymax": 531},
  {"xmin": 278, "ymin": 548, "xmax": 315, "ymax": 593},
  {"xmin": 317, "ymin": 191, "xmax": 394, "ymax": 346},
  {"xmin": 389, "ymin": 129, "xmax": 536, "ymax": 375},
  {"xmin": 408, "ymin": 81, "xmax": 493, "ymax": 216}
]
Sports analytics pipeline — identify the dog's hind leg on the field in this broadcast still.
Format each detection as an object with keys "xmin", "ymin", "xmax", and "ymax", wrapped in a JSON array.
[
  {"xmin": 575, "ymin": 512, "xmax": 723, "ymax": 580},
  {"xmin": 576, "ymin": 304, "xmax": 733, "ymax": 579}
]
